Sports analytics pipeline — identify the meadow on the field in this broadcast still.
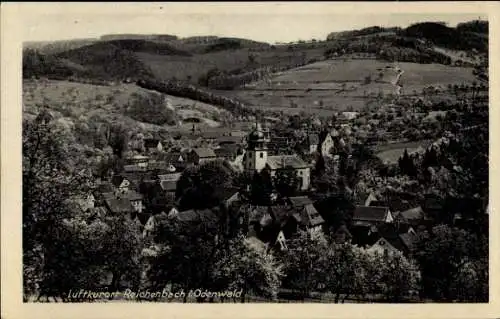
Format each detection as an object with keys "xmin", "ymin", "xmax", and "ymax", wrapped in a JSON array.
[
  {"xmin": 374, "ymin": 140, "xmax": 433, "ymax": 165},
  {"xmin": 219, "ymin": 58, "xmax": 479, "ymax": 115}
]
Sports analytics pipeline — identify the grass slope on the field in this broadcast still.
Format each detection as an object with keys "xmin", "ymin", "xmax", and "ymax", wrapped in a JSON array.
[
  {"xmin": 221, "ymin": 58, "xmax": 477, "ymax": 115},
  {"xmin": 23, "ymin": 80, "xmax": 232, "ymax": 138}
]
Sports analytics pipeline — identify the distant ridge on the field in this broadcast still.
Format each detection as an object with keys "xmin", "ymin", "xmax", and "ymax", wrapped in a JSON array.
[{"xmin": 100, "ymin": 34, "xmax": 178, "ymax": 41}]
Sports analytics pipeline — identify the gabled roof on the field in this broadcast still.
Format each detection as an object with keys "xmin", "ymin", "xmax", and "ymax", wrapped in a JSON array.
[
  {"xmin": 144, "ymin": 139, "xmax": 161, "ymax": 149},
  {"xmin": 160, "ymin": 180, "xmax": 177, "ymax": 192},
  {"xmin": 192, "ymin": 148, "xmax": 217, "ymax": 158},
  {"xmin": 111, "ymin": 175, "xmax": 128, "ymax": 188},
  {"xmin": 148, "ymin": 162, "xmax": 170, "ymax": 171},
  {"xmin": 104, "ymin": 197, "xmax": 134, "ymax": 214},
  {"xmin": 94, "ymin": 182, "xmax": 114, "ymax": 195},
  {"xmin": 399, "ymin": 206, "xmax": 425, "ymax": 221},
  {"xmin": 353, "ymin": 206, "xmax": 390, "ymax": 222},
  {"xmin": 217, "ymin": 136, "xmax": 244, "ymax": 145},
  {"xmin": 120, "ymin": 190, "xmax": 143, "ymax": 201},
  {"xmin": 163, "ymin": 152, "xmax": 184, "ymax": 163},
  {"xmin": 158, "ymin": 172, "xmax": 182, "ymax": 182},
  {"xmin": 288, "ymin": 196, "xmax": 314, "ymax": 207},
  {"xmin": 399, "ymin": 232, "xmax": 418, "ymax": 252},
  {"xmin": 267, "ymin": 155, "xmax": 309, "ymax": 170},
  {"xmin": 215, "ymin": 147, "xmax": 238, "ymax": 158},
  {"xmin": 334, "ymin": 225, "xmax": 353, "ymax": 240},
  {"xmin": 304, "ymin": 204, "xmax": 325, "ymax": 227},
  {"xmin": 123, "ymin": 165, "xmax": 147, "ymax": 173}
]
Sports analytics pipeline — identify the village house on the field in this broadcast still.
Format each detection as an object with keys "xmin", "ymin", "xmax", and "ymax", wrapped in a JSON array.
[
  {"xmin": 352, "ymin": 205, "xmax": 394, "ymax": 227},
  {"xmin": 213, "ymin": 187, "xmax": 241, "ymax": 209},
  {"xmin": 72, "ymin": 193, "xmax": 96, "ymax": 212},
  {"xmin": 355, "ymin": 191, "xmax": 379, "ymax": 206},
  {"xmin": 144, "ymin": 138, "xmax": 163, "ymax": 154},
  {"xmin": 111, "ymin": 175, "xmax": 132, "ymax": 193},
  {"xmin": 158, "ymin": 172, "xmax": 182, "ymax": 202},
  {"xmin": 286, "ymin": 196, "xmax": 325, "ymax": 235},
  {"xmin": 175, "ymin": 208, "xmax": 219, "ymax": 225},
  {"xmin": 266, "ymin": 156, "xmax": 311, "ymax": 191},
  {"xmin": 396, "ymin": 206, "xmax": 431, "ymax": 227},
  {"xmin": 103, "ymin": 196, "xmax": 135, "ymax": 216},
  {"xmin": 143, "ymin": 211, "xmax": 170, "ymax": 238},
  {"xmin": 366, "ymin": 224, "xmax": 419, "ymax": 256},
  {"xmin": 306, "ymin": 133, "xmax": 320, "ymax": 154},
  {"xmin": 116, "ymin": 190, "xmax": 144, "ymax": 214},
  {"xmin": 188, "ymin": 147, "xmax": 218, "ymax": 165},
  {"xmin": 318, "ymin": 132, "xmax": 335, "ymax": 158},
  {"xmin": 214, "ymin": 143, "xmax": 240, "ymax": 161},
  {"xmin": 163, "ymin": 152, "xmax": 186, "ymax": 171},
  {"xmin": 127, "ymin": 155, "xmax": 150, "ymax": 168},
  {"xmin": 123, "ymin": 164, "xmax": 148, "ymax": 174}
]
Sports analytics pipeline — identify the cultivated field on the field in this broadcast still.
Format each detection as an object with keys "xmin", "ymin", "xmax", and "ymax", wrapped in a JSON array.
[
  {"xmin": 219, "ymin": 58, "xmax": 479, "ymax": 115},
  {"xmin": 397, "ymin": 62, "xmax": 477, "ymax": 94}
]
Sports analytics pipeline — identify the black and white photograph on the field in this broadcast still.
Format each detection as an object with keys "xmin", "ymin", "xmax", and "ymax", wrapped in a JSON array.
[{"xmin": 1, "ymin": 2, "xmax": 496, "ymax": 313}]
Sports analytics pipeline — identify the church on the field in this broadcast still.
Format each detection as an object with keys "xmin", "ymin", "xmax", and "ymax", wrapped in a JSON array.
[{"xmin": 243, "ymin": 123, "xmax": 311, "ymax": 190}]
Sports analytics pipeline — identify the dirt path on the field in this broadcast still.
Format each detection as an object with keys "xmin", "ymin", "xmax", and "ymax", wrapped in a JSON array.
[{"xmin": 393, "ymin": 69, "xmax": 405, "ymax": 95}]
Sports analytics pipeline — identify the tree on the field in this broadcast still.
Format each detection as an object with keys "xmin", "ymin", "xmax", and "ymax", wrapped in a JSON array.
[
  {"xmin": 176, "ymin": 160, "xmax": 234, "ymax": 210},
  {"xmin": 249, "ymin": 170, "xmax": 274, "ymax": 206},
  {"xmin": 107, "ymin": 124, "xmax": 128, "ymax": 158},
  {"xmin": 369, "ymin": 251, "xmax": 421, "ymax": 302},
  {"xmin": 213, "ymin": 235, "xmax": 284, "ymax": 302},
  {"xmin": 415, "ymin": 225, "xmax": 484, "ymax": 301},
  {"xmin": 146, "ymin": 218, "xmax": 220, "ymax": 302},
  {"xmin": 278, "ymin": 231, "xmax": 327, "ymax": 297},
  {"xmin": 23, "ymin": 111, "xmax": 91, "ymax": 299},
  {"xmin": 320, "ymin": 242, "xmax": 369, "ymax": 303},
  {"xmin": 273, "ymin": 167, "xmax": 300, "ymax": 199},
  {"xmin": 398, "ymin": 149, "xmax": 417, "ymax": 177}
]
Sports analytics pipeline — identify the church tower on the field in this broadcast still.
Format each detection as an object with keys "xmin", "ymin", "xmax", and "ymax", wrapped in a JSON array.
[{"xmin": 244, "ymin": 122, "xmax": 270, "ymax": 172}]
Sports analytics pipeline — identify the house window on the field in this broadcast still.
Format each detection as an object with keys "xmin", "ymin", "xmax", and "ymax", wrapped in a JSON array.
[{"xmin": 260, "ymin": 152, "xmax": 263, "ymax": 158}]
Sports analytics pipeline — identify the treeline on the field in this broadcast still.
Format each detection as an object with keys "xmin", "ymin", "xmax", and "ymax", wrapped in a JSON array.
[
  {"xmin": 206, "ymin": 58, "xmax": 309, "ymax": 90},
  {"xmin": 323, "ymin": 36, "xmax": 453, "ymax": 65},
  {"xmin": 327, "ymin": 26, "xmax": 402, "ymax": 40},
  {"xmin": 403, "ymin": 22, "xmax": 488, "ymax": 52},
  {"xmin": 23, "ymin": 49, "xmax": 75, "ymax": 79},
  {"xmin": 23, "ymin": 44, "xmax": 156, "ymax": 82},
  {"xmin": 378, "ymin": 47, "xmax": 452, "ymax": 65},
  {"xmin": 53, "ymin": 42, "xmax": 155, "ymax": 81},
  {"xmin": 136, "ymin": 79, "xmax": 253, "ymax": 117}
]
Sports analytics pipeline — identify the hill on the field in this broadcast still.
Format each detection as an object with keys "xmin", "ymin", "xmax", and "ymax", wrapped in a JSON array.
[
  {"xmin": 23, "ymin": 38, "xmax": 99, "ymax": 55},
  {"xmin": 219, "ymin": 57, "xmax": 479, "ymax": 116},
  {"xmin": 403, "ymin": 21, "xmax": 488, "ymax": 52},
  {"xmin": 326, "ymin": 20, "xmax": 488, "ymax": 57},
  {"xmin": 52, "ymin": 42, "xmax": 155, "ymax": 81},
  {"xmin": 100, "ymin": 34, "xmax": 178, "ymax": 41},
  {"xmin": 23, "ymin": 79, "xmax": 234, "ymax": 149}
]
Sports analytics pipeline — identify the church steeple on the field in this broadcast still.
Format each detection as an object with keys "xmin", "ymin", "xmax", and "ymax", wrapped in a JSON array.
[{"xmin": 244, "ymin": 121, "xmax": 270, "ymax": 172}]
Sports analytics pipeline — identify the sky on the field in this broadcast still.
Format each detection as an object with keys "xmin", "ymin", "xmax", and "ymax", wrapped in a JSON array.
[{"xmin": 14, "ymin": 2, "xmax": 488, "ymax": 44}]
